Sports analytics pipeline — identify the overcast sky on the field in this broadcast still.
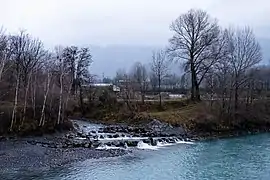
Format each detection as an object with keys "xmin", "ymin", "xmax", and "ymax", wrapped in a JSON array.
[{"xmin": 1, "ymin": 0, "xmax": 270, "ymax": 47}]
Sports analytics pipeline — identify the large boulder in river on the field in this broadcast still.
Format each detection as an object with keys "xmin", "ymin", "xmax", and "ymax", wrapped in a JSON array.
[{"xmin": 150, "ymin": 138, "xmax": 157, "ymax": 146}]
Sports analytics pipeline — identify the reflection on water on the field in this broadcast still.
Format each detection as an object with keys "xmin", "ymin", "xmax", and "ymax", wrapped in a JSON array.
[{"xmin": 2, "ymin": 134, "xmax": 270, "ymax": 180}]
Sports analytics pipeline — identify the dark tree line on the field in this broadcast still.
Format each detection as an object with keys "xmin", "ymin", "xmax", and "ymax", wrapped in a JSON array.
[
  {"xmin": 113, "ymin": 9, "xmax": 264, "ymax": 118},
  {"xmin": 0, "ymin": 30, "xmax": 92, "ymax": 133}
]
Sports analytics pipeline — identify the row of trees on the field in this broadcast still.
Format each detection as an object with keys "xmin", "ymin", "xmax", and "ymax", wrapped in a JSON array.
[
  {"xmin": 167, "ymin": 9, "xmax": 262, "ymax": 106},
  {"xmin": 112, "ymin": 9, "xmax": 264, "ymax": 116},
  {"xmin": 112, "ymin": 49, "xmax": 171, "ymax": 107},
  {"xmin": 0, "ymin": 9, "xmax": 267, "ymax": 132},
  {"xmin": 0, "ymin": 29, "xmax": 92, "ymax": 132}
]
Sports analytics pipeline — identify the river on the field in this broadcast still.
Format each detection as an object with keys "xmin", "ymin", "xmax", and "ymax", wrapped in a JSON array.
[{"xmin": 2, "ymin": 133, "xmax": 270, "ymax": 180}]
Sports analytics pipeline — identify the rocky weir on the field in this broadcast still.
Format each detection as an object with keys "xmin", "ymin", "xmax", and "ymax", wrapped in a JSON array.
[
  {"xmin": 25, "ymin": 119, "xmax": 192, "ymax": 150},
  {"xmin": 0, "ymin": 119, "xmax": 194, "ymax": 171}
]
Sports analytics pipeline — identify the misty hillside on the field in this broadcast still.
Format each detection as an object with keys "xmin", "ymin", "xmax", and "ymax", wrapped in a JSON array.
[
  {"xmin": 90, "ymin": 38, "xmax": 270, "ymax": 77},
  {"xmin": 90, "ymin": 45, "xmax": 156, "ymax": 77}
]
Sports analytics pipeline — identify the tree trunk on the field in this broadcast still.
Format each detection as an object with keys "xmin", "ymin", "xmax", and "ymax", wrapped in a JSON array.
[
  {"xmin": 79, "ymin": 84, "xmax": 84, "ymax": 114},
  {"xmin": 31, "ymin": 73, "xmax": 37, "ymax": 119},
  {"xmin": 222, "ymin": 88, "xmax": 226, "ymax": 110},
  {"xmin": 158, "ymin": 76, "xmax": 162, "ymax": 107},
  {"xmin": 57, "ymin": 74, "xmax": 63, "ymax": 125},
  {"xmin": 10, "ymin": 74, "xmax": 20, "ymax": 131},
  {"xmin": 191, "ymin": 70, "xmax": 195, "ymax": 101},
  {"xmin": 190, "ymin": 61, "xmax": 197, "ymax": 101},
  {"xmin": 0, "ymin": 57, "xmax": 5, "ymax": 81},
  {"xmin": 195, "ymin": 82, "xmax": 201, "ymax": 101},
  {"xmin": 141, "ymin": 93, "xmax": 145, "ymax": 104},
  {"xmin": 234, "ymin": 84, "xmax": 239, "ymax": 112},
  {"xmin": 65, "ymin": 78, "xmax": 73, "ymax": 109},
  {"xmin": 39, "ymin": 72, "xmax": 51, "ymax": 126},
  {"xmin": 21, "ymin": 72, "xmax": 32, "ymax": 129},
  {"xmin": 49, "ymin": 83, "xmax": 55, "ymax": 121}
]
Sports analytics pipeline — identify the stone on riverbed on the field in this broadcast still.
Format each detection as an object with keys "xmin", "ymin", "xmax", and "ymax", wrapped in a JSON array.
[
  {"xmin": 107, "ymin": 134, "xmax": 113, "ymax": 138},
  {"xmin": 113, "ymin": 134, "xmax": 120, "ymax": 138},
  {"xmin": 126, "ymin": 141, "xmax": 139, "ymax": 147}
]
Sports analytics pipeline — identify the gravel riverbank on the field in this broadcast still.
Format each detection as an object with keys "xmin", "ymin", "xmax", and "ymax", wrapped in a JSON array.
[
  {"xmin": 0, "ymin": 136, "xmax": 127, "ymax": 171},
  {"xmin": 0, "ymin": 119, "xmax": 189, "ymax": 172}
]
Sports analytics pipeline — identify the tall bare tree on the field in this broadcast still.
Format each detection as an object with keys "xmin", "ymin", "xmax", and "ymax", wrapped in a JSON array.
[
  {"xmin": 225, "ymin": 27, "xmax": 262, "ymax": 111},
  {"xmin": 151, "ymin": 50, "xmax": 169, "ymax": 106},
  {"xmin": 131, "ymin": 62, "xmax": 148, "ymax": 104},
  {"xmin": 55, "ymin": 46, "xmax": 65, "ymax": 125},
  {"xmin": 167, "ymin": 9, "xmax": 220, "ymax": 101},
  {"xmin": 76, "ymin": 47, "xmax": 92, "ymax": 113}
]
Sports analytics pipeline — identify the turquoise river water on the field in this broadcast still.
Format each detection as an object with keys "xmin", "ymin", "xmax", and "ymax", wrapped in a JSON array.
[{"xmin": 2, "ymin": 133, "xmax": 270, "ymax": 180}]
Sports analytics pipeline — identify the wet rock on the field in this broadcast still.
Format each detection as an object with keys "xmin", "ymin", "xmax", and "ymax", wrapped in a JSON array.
[
  {"xmin": 141, "ymin": 133, "xmax": 149, "ymax": 137},
  {"xmin": 143, "ymin": 139, "xmax": 151, "ymax": 144},
  {"xmin": 149, "ymin": 138, "xmax": 157, "ymax": 146},
  {"xmin": 73, "ymin": 142, "xmax": 81, "ymax": 148},
  {"xmin": 113, "ymin": 134, "xmax": 120, "ymax": 138},
  {"xmin": 48, "ymin": 144, "xmax": 57, "ymax": 148},
  {"xmin": 84, "ymin": 143, "xmax": 90, "ymax": 148},
  {"xmin": 126, "ymin": 141, "xmax": 138, "ymax": 147},
  {"xmin": 105, "ymin": 142, "xmax": 112, "ymax": 146},
  {"xmin": 56, "ymin": 144, "xmax": 62, "ymax": 148},
  {"xmin": 114, "ymin": 141, "xmax": 125, "ymax": 147},
  {"xmin": 66, "ymin": 134, "xmax": 75, "ymax": 139},
  {"xmin": 122, "ymin": 128, "xmax": 129, "ymax": 133},
  {"xmin": 149, "ymin": 132, "xmax": 158, "ymax": 137},
  {"xmin": 107, "ymin": 134, "xmax": 113, "ymax": 138},
  {"xmin": 77, "ymin": 132, "xmax": 87, "ymax": 138},
  {"xmin": 86, "ymin": 135, "xmax": 93, "ymax": 139},
  {"xmin": 42, "ymin": 144, "xmax": 49, "ymax": 148},
  {"xmin": 132, "ymin": 134, "xmax": 140, "ymax": 138},
  {"xmin": 127, "ymin": 127, "xmax": 134, "ymax": 132},
  {"xmin": 134, "ymin": 128, "xmax": 142, "ymax": 134},
  {"xmin": 92, "ymin": 140, "xmax": 102, "ymax": 148},
  {"xmin": 168, "ymin": 138, "xmax": 175, "ymax": 143}
]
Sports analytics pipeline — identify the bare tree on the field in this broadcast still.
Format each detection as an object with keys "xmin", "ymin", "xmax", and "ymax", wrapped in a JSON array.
[
  {"xmin": 225, "ymin": 27, "xmax": 262, "ymax": 111},
  {"xmin": 151, "ymin": 50, "xmax": 169, "ymax": 106},
  {"xmin": 130, "ymin": 62, "xmax": 148, "ymax": 104},
  {"xmin": 0, "ymin": 28, "xmax": 10, "ymax": 81},
  {"xmin": 55, "ymin": 46, "xmax": 65, "ymax": 125},
  {"xmin": 39, "ymin": 53, "xmax": 54, "ymax": 127},
  {"xmin": 9, "ymin": 31, "xmax": 28, "ymax": 131},
  {"xmin": 76, "ymin": 47, "xmax": 92, "ymax": 113},
  {"xmin": 167, "ymin": 9, "xmax": 220, "ymax": 101}
]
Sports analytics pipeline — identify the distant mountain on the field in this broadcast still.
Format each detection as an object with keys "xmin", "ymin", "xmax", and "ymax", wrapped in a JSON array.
[
  {"xmin": 90, "ymin": 38, "xmax": 270, "ymax": 77},
  {"xmin": 90, "ymin": 45, "xmax": 157, "ymax": 78},
  {"xmin": 259, "ymin": 38, "xmax": 270, "ymax": 64}
]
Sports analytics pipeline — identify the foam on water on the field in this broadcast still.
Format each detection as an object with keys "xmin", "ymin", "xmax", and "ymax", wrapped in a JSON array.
[
  {"xmin": 156, "ymin": 141, "xmax": 174, "ymax": 147},
  {"xmin": 96, "ymin": 145, "xmax": 123, "ymax": 150},
  {"xmin": 137, "ymin": 141, "xmax": 159, "ymax": 150},
  {"xmin": 176, "ymin": 140, "xmax": 195, "ymax": 145},
  {"xmin": 101, "ymin": 137, "xmax": 149, "ymax": 141}
]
